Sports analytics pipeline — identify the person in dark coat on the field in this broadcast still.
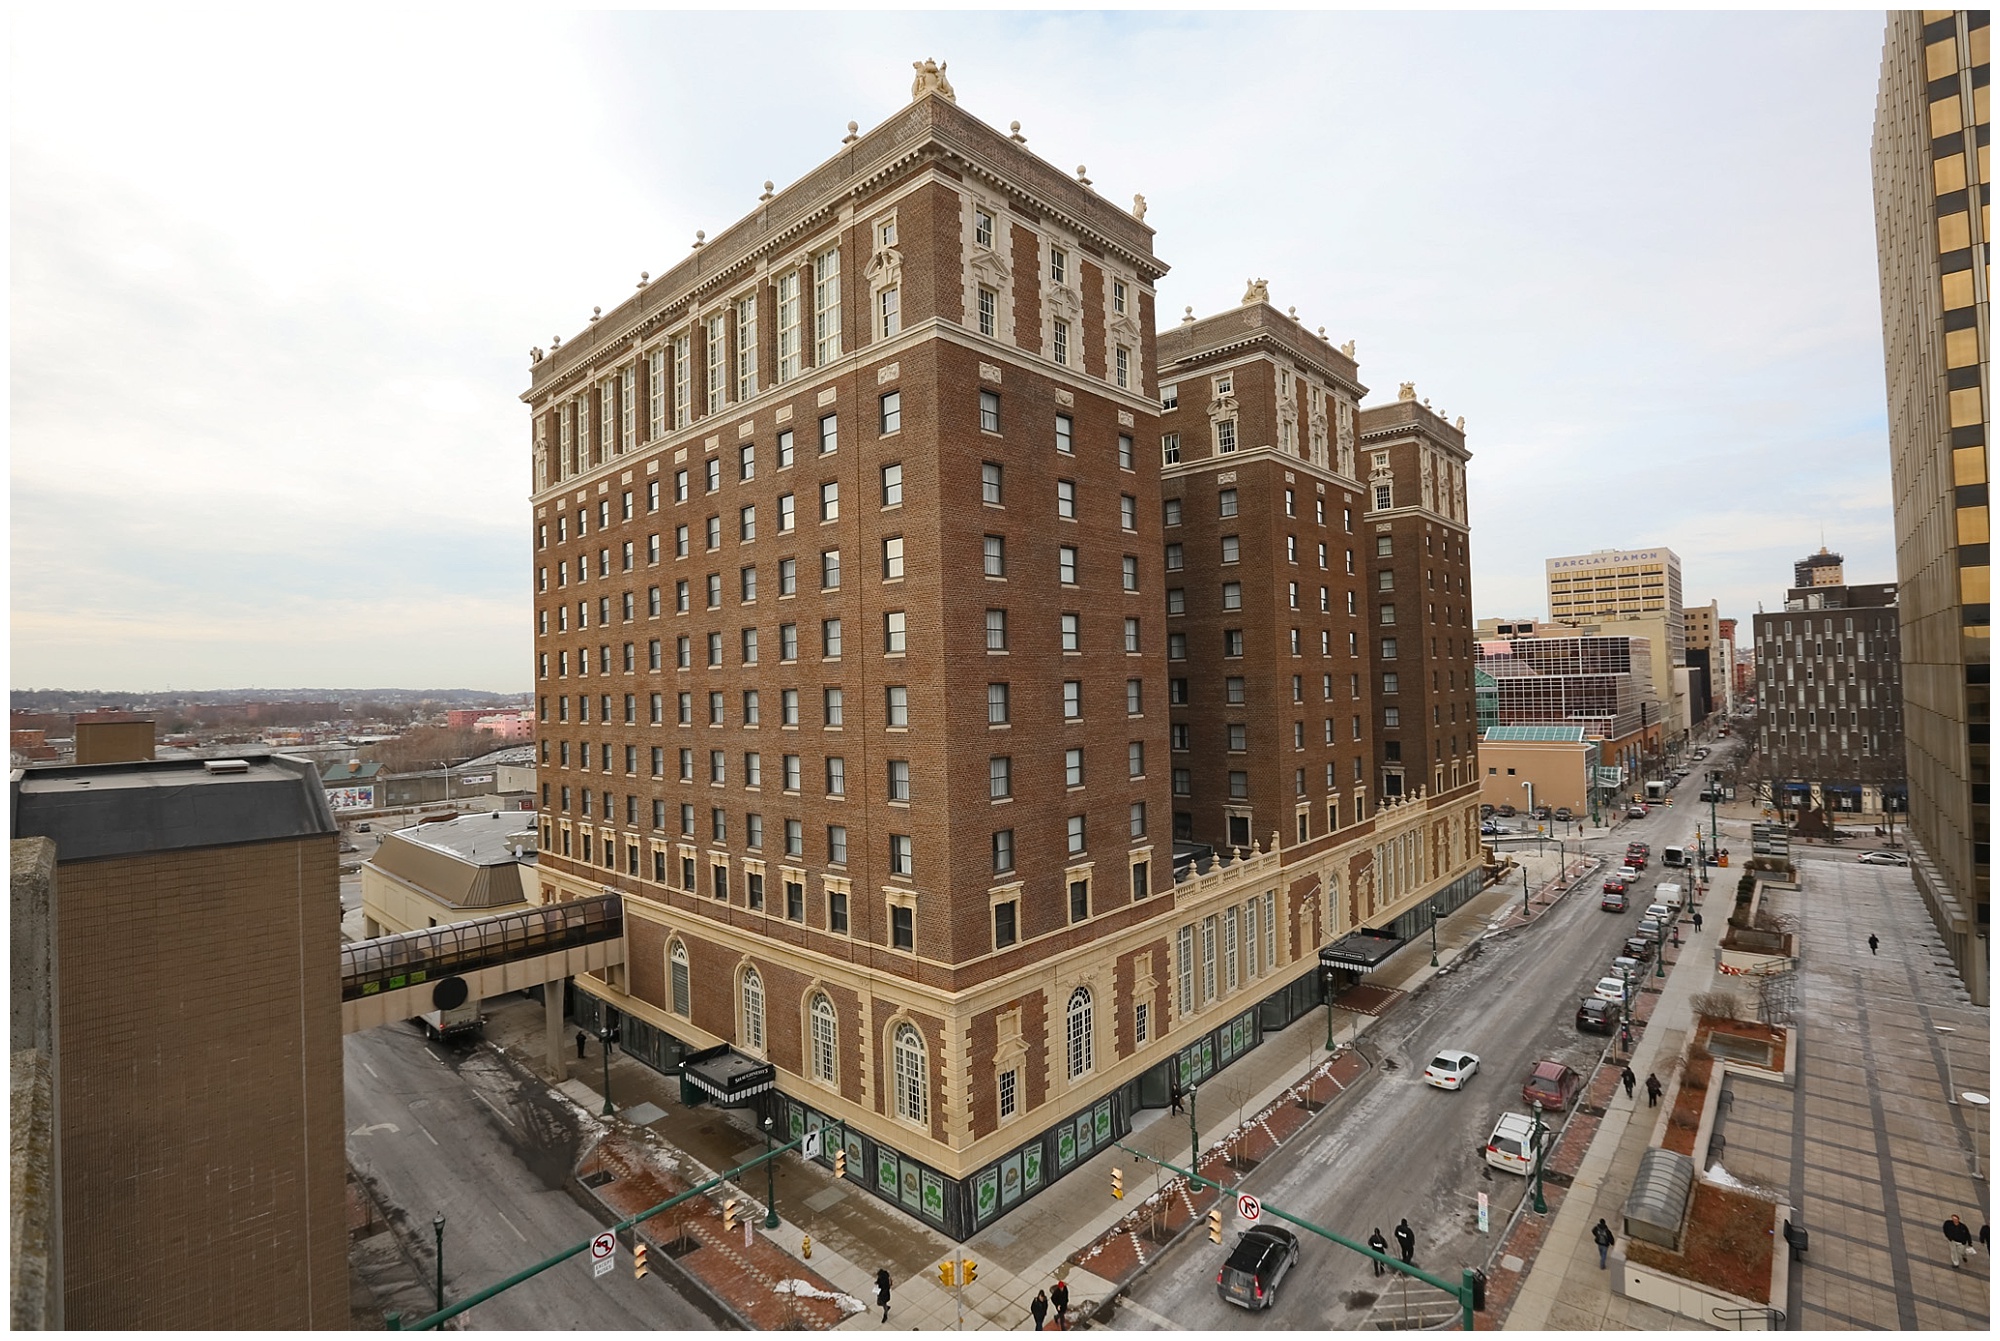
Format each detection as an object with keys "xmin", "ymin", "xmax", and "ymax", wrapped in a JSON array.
[
  {"xmin": 1367, "ymin": 1227, "xmax": 1390, "ymax": 1275},
  {"xmin": 575, "ymin": 1029, "xmax": 588, "ymax": 1060},
  {"xmin": 1644, "ymin": 1072, "xmax": 1663, "ymax": 1107},
  {"xmin": 1944, "ymin": 1214, "xmax": 1973, "ymax": 1267},
  {"xmin": 1592, "ymin": 1218, "xmax": 1616, "ymax": 1270},
  {"xmin": 1868, "ymin": 933, "xmax": 1880, "ymax": 956},
  {"xmin": 1393, "ymin": 1219, "xmax": 1416, "ymax": 1265},
  {"xmin": 1620, "ymin": 1065, "xmax": 1637, "ymax": 1100},
  {"xmin": 1050, "ymin": 1279, "xmax": 1070, "ymax": 1330},
  {"xmin": 1691, "ymin": 910, "xmax": 1703, "ymax": 932},
  {"xmin": 875, "ymin": 1268, "xmax": 892, "ymax": 1322},
  {"xmin": 1030, "ymin": 1290, "xmax": 1048, "ymax": 1330}
]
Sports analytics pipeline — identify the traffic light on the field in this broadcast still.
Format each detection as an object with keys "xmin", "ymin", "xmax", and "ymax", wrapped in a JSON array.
[
  {"xmin": 801, "ymin": 1234, "xmax": 813, "ymax": 1260},
  {"xmin": 834, "ymin": 1149, "xmax": 847, "ymax": 1179},
  {"xmin": 938, "ymin": 1260, "xmax": 958, "ymax": 1288},
  {"xmin": 1207, "ymin": 1207, "xmax": 1224, "ymax": 1243},
  {"xmin": 633, "ymin": 1242, "xmax": 650, "ymax": 1280},
  {"xmin": 960, "ymin": 1259, "xmax": 978, "ymax": 1286},
  {"xmin": 1111, "ymin": 1166, "xmax": 1124, "ymax": 1200},
  {"xmin": 722, "ymin": 1198, "xmax": 739, "ymax": 1233}
]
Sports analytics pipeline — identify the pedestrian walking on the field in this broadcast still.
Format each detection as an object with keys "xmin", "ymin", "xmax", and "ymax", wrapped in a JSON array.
[
  {"xmin": 1169, "ymin": 1082, "xmax": 1184, "ymax": 1116},
  {"xmin": 1692, "ymin": 910, "xmax": 1703, "ymax": 933},
  {"xmin": 1644, "ymin": 1073, "xmax": 1663, "ymax": 1108},
  {"xmin": 575, "ymin": 1029, "xmax": 588, "ymax": 1060},
  {"xmin": 1944, "ymin": 1214, "xmax": 1973, "ymax": 1268},
  {"xmin": 1868, "ymin": 933, "xmax": 1880, "ymax": 956},
  {"xmin": 1592, "ymin": 1218, "xmax": 1616, "ymax": 1270},
  {"xmin": 875, "ymin": 1268, "xmax": 892, "ymax": 1322},
  {"xmin": 1981, "ymin": 1222, "xmax": 1990, "ymax": 1248},
  {"xmin": 1030, "ymin": 1290, "xmax": 1048, "ymax": 1331},
  {"xmin": 1394, "ymin": 1218, "xmax": 1416, "ymax": 1265},
  {"xmin": 1050, "ymin": 1278, "xmax": 1070, "ymax": 1330},
  {"xmin": 1620, "ymin": 1065, "xmax": 1636, "ymax": 1100},
  {"xmin": 1367, "ymin": 1227, "xmax": 1390, "ymax": 1275}
]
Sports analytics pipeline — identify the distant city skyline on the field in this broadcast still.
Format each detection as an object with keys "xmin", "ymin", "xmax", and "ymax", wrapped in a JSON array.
[{"xmin": 11, "ymin": 9, "xmax": 1894, "ymax": 690}]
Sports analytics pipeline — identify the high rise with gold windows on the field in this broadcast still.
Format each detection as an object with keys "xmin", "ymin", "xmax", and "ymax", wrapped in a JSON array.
[{"xmin": 1872, "ymin": 9, "xmax": 1990, "ymax": 1002}]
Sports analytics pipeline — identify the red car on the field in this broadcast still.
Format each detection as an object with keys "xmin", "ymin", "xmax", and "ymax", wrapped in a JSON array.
[
  {"xmin": 1624, "ymin": 850, "xmax": 1649, "ymax": 869},
  {"xmin": 1521, "ymin": 1060, "xmax": 1583, "ymax": 1112},
  {"xmin": 1627, "ymin": 842, "xmax": 1650, "ymax": 856},
  {"xmin": 1602, "ymin": 877, "xmax": 1628, "ymax": 895}
]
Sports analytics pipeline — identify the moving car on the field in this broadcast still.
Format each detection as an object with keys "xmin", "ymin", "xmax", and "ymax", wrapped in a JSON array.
[
  {"xmin": 1594, "ymin": 976, "xmax": 1633, "ymax": 1004},
  {"xmin": 1616, "ymin": 865, "xmax": 1642, "ymax": 884},
  {"xmin": 1481, "ymin": 821, "xmax": 1508, "ymax": 837},
  {"xmin": 1217, "ymin": 1225, "xmax": 1301, "ymax": 1310},
  {"xmin": 1423, "ymin": 1048, "xmax": 1481, "ymax": 1091},
  {"xmin": 1627, "ymin": 805, "xmax": 1649, "ymax": 819},
  {"xmin": 1623, "ymin": 848, "xmax": 1649, "ymax": 869},
  {"xmin": 1602, "ymin": 876, "xmax": 1628, "ymax": 895},
  {"xmin": 1484, "ymin": 1112, "xmax": 1549, "ymax": 1175},
  {"xmin": 1600, "ymin": 889, "xmax": 1628, "ymax": 913},
  {"xmin": 1576, "ymin": 996, "xmax": 1622, "ymax": 1034},
  {"xmin": 1521, "ymin": 1060, "xmax": 1583, "ymax": 1112},
  {"xmin": 1857, "ymin": 850, "xmax": 1909, "ymax": 866},
  {"xmin": 1627, "ymin": 842, "xmax": 1651, "ymax": 857}
]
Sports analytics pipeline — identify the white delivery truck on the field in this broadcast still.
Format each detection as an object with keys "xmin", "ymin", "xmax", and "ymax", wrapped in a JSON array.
[
  {"xmin": 1653, "ymin": 882, "xmax": 1685, "ymax": 913},
  {"xmin": 1645, "ymin": 780, "xmax": 1669, "ymax": 803},
  {"xmin": 1662, "ymin": 844, "xmax": 1690, "ymax": 868},
  {"xmin": 418, "ymin": 1000, "xmax": 485, "ymax": 1041}
]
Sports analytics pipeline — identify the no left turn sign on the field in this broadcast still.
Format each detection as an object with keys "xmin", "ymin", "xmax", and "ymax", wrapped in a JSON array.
[
  {"xmin": 590, "ymin": 1230, "xmax": 617, "ymax": 1276},
  {"xmin": 1236, "ymin": 1193, "xmax": 1262, "ymax": 1224}
]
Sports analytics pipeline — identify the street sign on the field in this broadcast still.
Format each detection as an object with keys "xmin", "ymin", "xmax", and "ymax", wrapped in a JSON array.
[
  {"xmin": 803, "ymin": 1128, "xmax": 822, "ymax": 1160},
  {"xmin": 1236, "ymin": 1192, "xmax": 1262, "ymax": 1224},
  {"xmin": 590, "ymin": 1230, "xmax": 616, "ymax": 1278}
]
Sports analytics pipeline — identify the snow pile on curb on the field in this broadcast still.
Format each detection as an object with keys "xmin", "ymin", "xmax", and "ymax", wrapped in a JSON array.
[{"xmin": 774, "ymin": 1280, "xmax": 864, "ymax": 1313}]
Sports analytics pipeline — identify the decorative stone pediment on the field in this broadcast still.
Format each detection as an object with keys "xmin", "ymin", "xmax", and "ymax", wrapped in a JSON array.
[
  {"xmin": 1207, "ymin": 393, "xmax": 1239, "ymax": 422},
  {"xmin": 866, "ymin": 246, "xmax": 903, "ymax": 288},
  {"xmin": 1044, "ymin": 281, "xmax": 1082, "ymax": 323},
  {"xmin": 968, "ymin": 243, "xmax": 1011, "ymax": 286},
  {"xmin": 1108, "ymin": 311, "xmax": 1141, "ymax": 347}
]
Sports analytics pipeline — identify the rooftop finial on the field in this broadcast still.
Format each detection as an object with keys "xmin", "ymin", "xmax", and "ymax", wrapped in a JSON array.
[
  {"xmin": 1242, "ymin": 278, "xmax": 1270, "ymax": 306},
  {"xmin": 759, "ymin": 181, "xmax": 774, "ymax": 202},
  {"xmin": 590, "ymin": 306, "xmax": 601, "ymax": 322},
  {"xmin": 1009, "ymin": 120, "xmax": 1026, "ymax": 143},
  {"xmin": 1181, "ymin": 305, "xmax": 1195, "ymax": 325},
  {"xmin": 1075, "ymin": 164, "xmax": 1092, "ymax": 187},
  {"xmin": 842, "ymin": 121, "xmax": 859, "ymax": 144},
  {"xmin": 1132, "ymin": 193, "xmax": 1148, "ymax": 220},
  {"xmin": 692, "ymin": 230, "xmax": 705, "ymax": 249},
  {"xmin": 1341, "ymin": 339, "xmax": 1356, "ymax": 358},
  {"xmin": 911, "ymin": 58, "xmax": 956, "ymax": 102},
  {"xmin": 637, "ymin": 271, "xmax": 649, "ymax": 288}
]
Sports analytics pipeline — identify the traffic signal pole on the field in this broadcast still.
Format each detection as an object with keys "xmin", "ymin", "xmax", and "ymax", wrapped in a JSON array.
[
  {"xmin": 1113, "ymin": 1143, "xmax": 1481, "ymax": 1328},
  {"xmin": 390, "ymin": 1134, "xmax": 805, "ymax": 1330}
]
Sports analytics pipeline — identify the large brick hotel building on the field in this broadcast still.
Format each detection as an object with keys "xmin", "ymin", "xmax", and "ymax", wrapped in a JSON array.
[{"xmin": 522, "ymin": 62, "xmax": 1482, "ymax": 1235}]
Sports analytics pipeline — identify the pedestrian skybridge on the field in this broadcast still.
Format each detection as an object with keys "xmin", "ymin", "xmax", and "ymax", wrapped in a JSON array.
[{"xmin": 340, "ymin": 894, "xmax": 625, "ymax": 1034}]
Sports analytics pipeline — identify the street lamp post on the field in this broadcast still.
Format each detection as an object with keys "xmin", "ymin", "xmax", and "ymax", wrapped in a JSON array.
[
  {"xmin": 1429, "ymin": 903, "xmax": 1441, "ymax": 968},
  {"xmin": 762, "ymin": 1115, "xmax": 780, "ymax": 1228},
  {"xmin": 1529, "ymin": 1100, "xmax": 1548, "ymax": 1215},
  {"xmin": 1964, "ymin": 1092, "xmax": 1990, "ymax": 1180},
  {"xmin": 1323, "ymin": 965, "xmax": 1337, "ymax": 1050},
  {"xmin": 1187, "ymin": 1082, "xmax": 1201, "ymax": 1188},
  {"xmin": 432, "ymin": 1213, "xmax": 447, "ymax": 1316},
  {"xmin": 1521, "ymin": 863, "xmax": 1530, "ymax": 917},
  {"xmin": 1938, "ymin": 1026, "xmax": 1959, "ymax": 1104},
  {"xmin": 598, "ymin": 1021, "xmax": 615, "ymax": 1116}
]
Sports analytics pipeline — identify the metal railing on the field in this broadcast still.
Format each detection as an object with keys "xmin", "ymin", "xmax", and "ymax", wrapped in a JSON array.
[
  {"xmin": 341, "ymin": 894, "xmax": 622, "ymax": 1001},
  {"xmin": 1712, "ymin": 1305, "xmax": 1784, "ymax": 1330}
]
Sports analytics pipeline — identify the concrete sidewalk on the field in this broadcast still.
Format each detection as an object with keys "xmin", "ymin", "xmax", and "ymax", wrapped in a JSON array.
[{"xmin": 475, "ymin": 845, "xmax": 1587, "ymax": 1330}]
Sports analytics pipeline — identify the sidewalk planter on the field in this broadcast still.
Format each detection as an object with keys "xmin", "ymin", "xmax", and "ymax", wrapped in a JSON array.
[{"xmin": 1620, "ymin": 1199, "xmax": 1790, "ymax": 1328}]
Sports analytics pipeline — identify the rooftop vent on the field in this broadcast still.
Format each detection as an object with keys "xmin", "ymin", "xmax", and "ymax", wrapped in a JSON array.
[{"xmin": 203, "ymin": 759, "xmax": 252, "ymax": 774}]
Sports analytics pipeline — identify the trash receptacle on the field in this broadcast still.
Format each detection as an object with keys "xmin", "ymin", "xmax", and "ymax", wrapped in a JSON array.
[{"xmin": 1782, "ymin": 1218, "xmax": 1807, "ymax": 1261}]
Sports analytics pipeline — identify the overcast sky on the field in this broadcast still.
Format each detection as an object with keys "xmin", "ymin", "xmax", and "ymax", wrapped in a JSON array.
[{"xmin": 10, "ymin": 6, "xmax": 1894, "ymax": 692}]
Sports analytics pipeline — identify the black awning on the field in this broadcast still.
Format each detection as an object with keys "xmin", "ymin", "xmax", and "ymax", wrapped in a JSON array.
[
  {"xmin": 681, "ymin": 1044, "xmax": 777, "ymax": 1103},
  {"xmin": 1319, "ymin": 927, "xmax": 1408, "ymax": 973}
]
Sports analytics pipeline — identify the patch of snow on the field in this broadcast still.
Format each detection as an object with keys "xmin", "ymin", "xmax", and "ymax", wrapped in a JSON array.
[
  {"xmin": 1706, "ymin": 1163, "xmax": 1751, "ymax": 1191},
  {"xmin": 773, "ymin": 1280, "xmax": 864, "ymax": 1312}
]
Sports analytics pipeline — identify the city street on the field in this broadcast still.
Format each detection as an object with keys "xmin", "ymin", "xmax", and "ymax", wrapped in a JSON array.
[
  {"xmin": 345, "ymin": 1019, "xmax": 715, "ymax": 1330},
  {"xmin": 1106, "ymin": 741, "xmax": 1738, "ymax": 1330}
]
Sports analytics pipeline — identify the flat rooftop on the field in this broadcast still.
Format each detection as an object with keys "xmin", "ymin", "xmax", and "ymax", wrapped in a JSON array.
[
  {"xmin": 390, "ymin": 811, "xmax": 538, "ymax": 867},
  {"xmin": 11, "ymin": 753, "xmax": 337, "ymax": 861}
]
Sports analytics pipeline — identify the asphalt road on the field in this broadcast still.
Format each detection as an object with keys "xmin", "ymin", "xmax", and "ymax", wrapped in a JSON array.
[
  {"xmin": 1108, "ymin": 736, "xmax": 1746, "ymax": 1330},
  {"xmin": 345, "ymin": 1020, "xmax": 716, "ymax": 1330}
]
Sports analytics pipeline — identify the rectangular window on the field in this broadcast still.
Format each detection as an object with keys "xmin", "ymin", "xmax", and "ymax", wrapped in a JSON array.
[
  {"xmin": 879, "ymin": 391, "xmax": 901, "ymax": 434},
  {"xmin": 884, "ymin": 609, "xmax": 907, "ymax": 652},
  {"xmin": 1057, "ymin": 480, "xmax": 1076, "ymax": 519},
  {"xmin": 648, "ymin": 349, "xmax": 666, "ymax": 439},
  {"xmin": 1062, "ymin": 680, "xmax": 1082, "ymax": 719},
  {"xmin": 1216, "ymin": 420, "xmax": 1237, "ymax": 453},
  {"xmin": 1059, "ymin": 546, "xmax": 1078, "ymax": 585},
  {"xmin": 828, "ymin": 887, "xmax": 849, "ymax": 933},
  {"xmin": 819, "ymin": 412, "xmax": 838, "ymax": 456},
  {"xmin": 889, "ymin": 834, "xmax": 913, "ymax": 877},
  {"xmin": 1178, "ymin": 925, "xmax": 1195, "ymax": 1013},
  {"xmin": 827, "ymin": 824, "xmax": 847, "ymax": 865},
  {"xmin": 1162, "ymin": 433, "xmax": 1181, "ymax": 465},
  {"xmin": 823, "ymin": 686, "xmax": 844, "ymax": 726},
  {"xmin": 776, "ymin": 428, "xmax": 795, "ymax": 470},
  {"xmin": 1067, "ymin": 815, "xmax": 1087, "ymax": 857},
  {"xmin": 882, "ymin": 536, "xmax": 905, "ymax": 580},
  {"xmin": 995, "ymin": 904, "xmax": 1018, "ymax": 952},
  {"xmin": 740, "ymin": 504, "xmax": 756, "ymax": 542},
  {"xmin": 1115, "ymin": 345, "xmax": 1131, "ymax": 389},
  {"xmin": 980, "ymin": 390, "xmax": 1001, "ymax": 433},
  {"xmin": 1065, "ymin": 746, "xmax": 1085, "ymax": 787},
  {"xmin": 1055, "ymin": 414, "xmax": 1073, "ymax": 455},
  {"xmin": 1219, "ymin": 488, "xmax": 1238, "ymax": 517},
  {"xmin": 982, "ymin": 461, "xmax": 1004, "ymax": 506},
  {"xmin": 706, "ymin": 313, "xmax": 728, "ymax": 415},
  {"xmin": 819, "ymin": 481, "xmax": 839, "ymax": 521},
  {"xmin": 885, "ymin": 684, "xmax": 909, "ymax": 727},
  {"xmin": 983, "ymin": 535, "xmax": 1005, "ymax": 577},
  {"xmin": 1049, "ymin": 246, "xmax": 1067, "ymax": 285},
  {"xmin": 887, "ymin": 759, "xmax": 911, "ymax": 802},
  {"xmin": 1124, "ymin": 616, "xmax": 1141, "ymax": 652},
  {"xmin": 881, "ymin": 462, "xmax": 903, "ymax": 507},
  {"xmin": 822, "ymin": 618, "xmax": 842, "ymax": 657},
  {"xmin": 735, "ymin": 294, "xmax": 758, "ymax": 400},
  {"xmin": 776, "ymin": 273, "xmax": 802, "ymax": 383},
  {"xmin": 877, "ymin": 286, "xmax": 900, "ymax": 339},
  {"xmin": 813, "ymin": 248, "xmax": 842, "ymax": 365},
  {"xmin": 986, "ymin": 609, "xmax": 1008, "ymax": 651},
  {"xmin": 993, "ymin": 828, "xmax": 1015, "ymax": 873},
  {"xmin": 1052, "ymin": 318, "xmax": 1070, "ymax": 366},
  {"xmin": 977, "ymin": 286, "xmax": 997, "ymax": 337},
  {"xmin": 987, "ymin": 682, "xmax": 1010, "ymax": 724},
  {"xmin": 1126, "ymin": 678, "xmax": 1143, "ymax": 714}
]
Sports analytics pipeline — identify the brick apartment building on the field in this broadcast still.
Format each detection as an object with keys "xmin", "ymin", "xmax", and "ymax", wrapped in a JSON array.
[{"xmin": 522, "ymin": 63, "xmax": 1483, "ymax": 1235}]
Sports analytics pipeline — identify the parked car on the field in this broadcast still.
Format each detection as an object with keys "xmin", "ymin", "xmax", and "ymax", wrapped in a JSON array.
[
  {"xmin": 1532, "ymin": 805, "xmax": 1552, "ymax": 821},
  {"xmin": 1610, "ymin": 954, "xmax": 1643, "ymax": 979},
  {"xmin": 1217, "ymin": 1225, "xmax": 1302, "ymax": 1310},
  {"xmin": 1521, "ymin": 1060, "xmax": 1583, "ymax": 1112},
  {"xmin": 1623, "ymin": 936, "xmax": 1656, "ymax": 962},
  {"xmin": 1423, "ymin": 1048, "xmax": 1481, "ymax": 1091},
  {"xmin": 1496, "ymin": 804, "xmax": 1517, "ymax": 817},
  {"xmin": 1479, "ymin": 804, "xmax": 1496, "ymax": 819},
  {"xmin": 1481, "ymin": 821, "xmax": 1508, "ymax": 837},
  {"xmin": 1600, "ymin": 889, "xmax": 1629, "ymax": 912},
  {"xmin": 357, "ymin": 822, "xmax": 373, "ymax": 833},
  {"xmin": 1593, "ymin": 975, "xmax": 1633, "ymax": 1004},
  {"xmin": 1484, "ymin": 1112, "xmax": 1549, "ymax": 1175},
  {"xmin": 1635, "ymin": 918, "xmax": 1665, "ymax": 941},
  {"xmin": 1576, "ymin": 996, "xmax": 1622, "ymax": 1034},
  {"xmin": 1554, "ymin": 807, "xmax": 1573, "ymax": 822},
  {"xmin": 1857, "ymin": 850, "xmax": 1909, "ymax": 866},
  {"xmin": 1644, "ymin": 902, "xmax": 1673, "ymax": 923}
]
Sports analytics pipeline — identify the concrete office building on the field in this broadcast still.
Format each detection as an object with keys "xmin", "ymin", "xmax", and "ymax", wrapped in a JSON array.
[
  {"xmin": 1476, "ymin": 630, "xmax": 1661, "ymax": 792},
  {"xmin": 1872, "ymin": 7, "xmax": 1990, "ymax": 1001},
  {"xmin": 10, "ymin": 750, "xmax": 347, "ymax": 1329},
  {"xmin": 521, "ymin": 64, "xmax": 1482, "ymax": 1235},
  {"xmin": 1546, "ymin": 546, "xmax": 1688, "ymax": 752},
  {"xmin": 1751, "ymin": 579, "xmax": 1906, "ymax": 825}
]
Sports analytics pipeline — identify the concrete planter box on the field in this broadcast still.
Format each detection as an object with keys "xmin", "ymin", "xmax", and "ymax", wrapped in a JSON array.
[{"xmin": 1618, "ymin": 1202, "xmax": 1791, "ymax": 1328}]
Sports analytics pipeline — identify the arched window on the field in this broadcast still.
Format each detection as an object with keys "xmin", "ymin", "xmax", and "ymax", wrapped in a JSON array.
[
  {"xmin": 893, "ymin": 1023, "xmax": 927, "ymax": 1124},
  {"xmin": 669, "ymin": 940, "xmax": 690, "ymax": 1016},
  {"xmin": 809, "ymin": 994, "xmax": 837, "ymax": 1085},
  {"xmin": 1066, "ymin": 986, "xmax": 1094, "ymax": 1079},
  {"xmin": 741, "ymin": 967, "xmax": 766, "ymax": 1054}
]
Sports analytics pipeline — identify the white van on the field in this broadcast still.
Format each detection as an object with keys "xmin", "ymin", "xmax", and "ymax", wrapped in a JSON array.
[
  {"xmin": 1654, "ymin": 882, "xmax": 1684, "ymax": 912},
  {"xmin": 1484, "ymin": 1112, "xmax": 1548, "ymax": 1175},
  {"xmin": 1662, "ymin": 845, "xmax": 1689, "ymax": 868}
]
